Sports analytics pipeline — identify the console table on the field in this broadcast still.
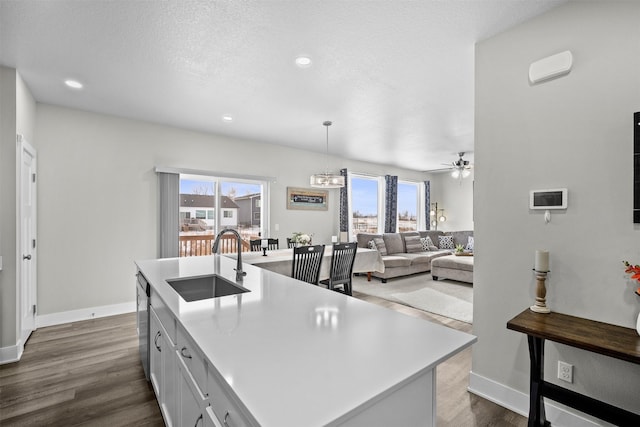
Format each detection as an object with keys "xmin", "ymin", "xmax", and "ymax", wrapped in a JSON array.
[{"xmin": 507, "ymin": 309, "xmax": 640, "ymax": 426}]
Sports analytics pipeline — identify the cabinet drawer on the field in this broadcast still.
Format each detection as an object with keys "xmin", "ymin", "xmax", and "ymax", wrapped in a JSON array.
[
  {"xmin": 207, "ymin": 367, "xmax": 255, "ymax": 427},
  {"xmin": 151, "ymin": 291, "xmax": 176, "ymax": 345},
  {"xmin": 177, "ymin": 324, "xmax": 208, "ymax": 396}
]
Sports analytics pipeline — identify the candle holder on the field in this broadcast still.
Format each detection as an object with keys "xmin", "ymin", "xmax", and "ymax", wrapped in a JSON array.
[
  {"xmin": 262, "ymin": 247, "xmax": 267, "ymax": 256},
  {"xmin": 530, "ymin": 269, "xmax": 550, "ymax": 313}
]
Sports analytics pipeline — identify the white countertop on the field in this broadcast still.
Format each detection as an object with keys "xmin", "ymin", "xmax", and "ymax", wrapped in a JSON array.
[
  {"xmin": 228, "ymin": 246, "xmax": 385, "ymax": 279},
  {"xmin": 135, "ymin": 255, "xmax": 476, "ymax": 427}
]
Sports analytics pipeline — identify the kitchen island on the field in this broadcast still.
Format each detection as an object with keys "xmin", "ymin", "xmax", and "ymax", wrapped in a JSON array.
[{"xmin": 136, "ymin": 254, "xmax": 476, "ymax": 427}]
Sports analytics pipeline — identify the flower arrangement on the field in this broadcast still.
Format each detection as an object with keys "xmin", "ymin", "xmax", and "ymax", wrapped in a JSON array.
[
  {"xmin": 622, "ymin": 261, "xmax": 640, "ymax": 296},
  {"xmin": 292, "ymin": 232, "xmax": 312, "ymax": 245}
]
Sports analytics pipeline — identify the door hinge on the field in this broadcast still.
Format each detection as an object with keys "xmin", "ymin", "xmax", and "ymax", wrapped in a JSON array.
[
  {"xmin": 32, "ymin": 173, "xmax": 36, "ymax": 183},
  {"xmin": 32, "ymin": 239, "xmax": 36, "ymax": 249},
  {"xmin": 33, "ymin": 304, "xmax": 36, "ymax": 314}
]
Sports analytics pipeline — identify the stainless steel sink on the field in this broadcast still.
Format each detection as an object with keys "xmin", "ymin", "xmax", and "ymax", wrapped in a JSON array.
[{"xmin": 166, "ymin": 274, "xmax": 249, "ymax": 302}]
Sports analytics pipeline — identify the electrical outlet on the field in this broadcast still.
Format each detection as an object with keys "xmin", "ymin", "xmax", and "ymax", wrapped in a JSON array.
[{"xmin": 558, "ymin": 361, "xmax": 573, "ymax": 383}]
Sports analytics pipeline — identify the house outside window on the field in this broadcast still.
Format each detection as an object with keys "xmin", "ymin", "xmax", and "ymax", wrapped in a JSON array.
[{"xmin": 178, "ymin": 175, "xmax": 267, "ymax": 257}]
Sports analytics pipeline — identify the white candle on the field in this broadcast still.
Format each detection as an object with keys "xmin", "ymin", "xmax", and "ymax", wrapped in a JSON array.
[
  {"xmin": 331, "ymin": 235, "xmax": 338, "ymax": 243},
  {"xmin": 261, "ymin": 239, "xmax": 268, "ymax": 248},
  {"xmin": 535, "ymin": 250, "xmax": 549, "ymax": 272}
]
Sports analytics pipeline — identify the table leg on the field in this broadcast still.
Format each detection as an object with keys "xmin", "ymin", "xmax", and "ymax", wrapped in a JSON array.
[{"xmin": 527, "ymin": 335, "xmax": 550, "ymax": 427}]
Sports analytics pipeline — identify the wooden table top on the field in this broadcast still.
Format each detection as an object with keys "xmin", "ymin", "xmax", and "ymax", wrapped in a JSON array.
[{"xmin": 507, "ymin": 309, "xmax": 640, "ymax": 365}]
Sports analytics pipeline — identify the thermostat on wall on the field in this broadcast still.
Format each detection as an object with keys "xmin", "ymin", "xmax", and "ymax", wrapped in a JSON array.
[{"xmin": 529, "ymin": 188, "xmax": 567, "ymax": 210}]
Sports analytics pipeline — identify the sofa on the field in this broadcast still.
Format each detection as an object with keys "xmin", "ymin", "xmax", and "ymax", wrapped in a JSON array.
[
  {"xmin": 356, "ymin": 230, "xmax": 474, "ymax": 283},
  {"xmin": 431, "ymin": 254, "xmax": 474, "ymax": 284}
]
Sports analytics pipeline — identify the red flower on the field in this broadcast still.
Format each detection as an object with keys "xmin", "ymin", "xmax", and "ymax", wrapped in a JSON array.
[{"xmin": 622, "ymin": 261, "xmax": 640, "ymax": 297}]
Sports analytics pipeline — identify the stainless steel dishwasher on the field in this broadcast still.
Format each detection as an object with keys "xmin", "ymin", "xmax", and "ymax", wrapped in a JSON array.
[{"xmin": 136, "ymin": 271, "xmax": 150, "ymax": 381}]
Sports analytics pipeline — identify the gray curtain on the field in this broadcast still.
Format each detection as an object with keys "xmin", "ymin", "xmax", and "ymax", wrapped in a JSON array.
[
  {"xmin": 384, "ymin": 175, "xmax": 398, "ymax": 233},
  {"xmin": 159, "ymin": 172, "xmax": 179, "ymax": 258},
  {"xmin": 339, "ymin": 168, "xmax": 349, "ymax": 233},
  {"xmin": 424, "ymin": 180, "xmax": 431, "ymax": 230}
]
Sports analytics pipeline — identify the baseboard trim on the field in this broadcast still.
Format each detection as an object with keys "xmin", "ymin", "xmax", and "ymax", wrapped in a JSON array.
[
  {"xmin": 36, "ymin": 301, "xmax": 136, "ymax": 328},
  {"xmin": 468, "ymin": 371, "xmax": 603, "ymax": 427},
  {"xmin": 0, "ymin": 340, "xmax": 23, "ymax": 365}
]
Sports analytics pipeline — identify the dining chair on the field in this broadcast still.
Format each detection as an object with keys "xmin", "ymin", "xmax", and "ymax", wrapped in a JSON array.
[
  {"xmin": 287, "ymin": 237, "xmax": 296, "ymax": 249},
  {"xmin": 249, "ymin": 239, "xmax": 262, "ymax": 252},
  {"xmin": 250, "ymin": 238, "xmax": 279, "ymax": 252},
  {"xmin": 267, "ymin": 238, "xmax": 279, "ymax": 250},
  {"xmin": 291, "ymin": 244, "xmax": 325, "ymax": 286},
  {"xmin": 320, "ymin": 243, "xmax": 357, "ymax": 296}
]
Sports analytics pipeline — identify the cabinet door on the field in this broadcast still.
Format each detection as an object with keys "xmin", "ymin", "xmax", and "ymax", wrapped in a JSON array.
[
  {"xmin": 203, "ymin": 406, "xmax": 223, "ymax": 427},
  {"xmin": 177, "ymin": 351, "xmax": 206, "ymax": 427},
  {"xmin": 149, "ymin": 308, "xmax": 163, "ymax": 398},
  {"xmin": 161, "ymin": 335, "xmax": 176, "ymax": 427}
]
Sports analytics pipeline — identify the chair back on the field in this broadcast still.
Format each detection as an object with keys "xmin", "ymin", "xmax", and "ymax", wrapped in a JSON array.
[
  {"xmin": 328, "ymin": 243, "xmax": 357, "ymax": 295},
  {"xmin": 267, "ymin": 238, "xmax": 279, "ymax": 250},
  {"xmin": 287, "ymin": 237, "xmax": 296, "ymax": 248},
  {"xmin": 291, "ymin": 245, "xmax": 325, "ymax": 285},
  {"xmin": 250, "ymin": 238, "xmax": 280, "ymax": 251},
  {"xmin": 249, "ymin": 239, "xmax": 262, "ymax": 252}
]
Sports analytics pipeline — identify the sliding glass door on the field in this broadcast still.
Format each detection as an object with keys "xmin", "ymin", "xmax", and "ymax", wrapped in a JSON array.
[{"xmin": 179, "ymin": 174, "xmax": 265, "ymax": 256}]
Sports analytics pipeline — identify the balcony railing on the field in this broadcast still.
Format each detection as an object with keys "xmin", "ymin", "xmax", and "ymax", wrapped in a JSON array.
[{"xmin": 179, "ymin": 234, "xmax": 251, "ymax": 257}]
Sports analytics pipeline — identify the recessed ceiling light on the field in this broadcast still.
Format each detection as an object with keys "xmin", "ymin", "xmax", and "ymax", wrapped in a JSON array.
[
  {"xmin": 222, "ymin": 115, "xmax": 233, "ymax": 122},
  {"xmin": 64, "ymin": 79, "xmax": 83, "ymax": 89},
  {"xmin": 295, "ymin": 56, "xmax": 312, "ymax": 68}
]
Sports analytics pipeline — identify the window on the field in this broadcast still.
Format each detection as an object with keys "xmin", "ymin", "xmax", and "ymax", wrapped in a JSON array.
[
  {"xmin": 349, "ymin": 175, "xmax": 381, "ymax": 238},
  {"xmin": 397, "ymin": 181, "xmax": 419, "ymax": 232},
  {"xmin": 178, "ymin": 174, "xmax": 267, "ymax": 257}
]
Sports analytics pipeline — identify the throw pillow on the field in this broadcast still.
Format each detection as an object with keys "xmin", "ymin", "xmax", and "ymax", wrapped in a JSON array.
[
  {"xmin": 373, "ymin": 237, "xmax": 388, "ymax": 256},
  {"xmin": 404, "ymin": 235, "xmax": 422, "ymax": 253},
  {"xmin": 438, "ymin": 235, "xmax": 455, "ymax": 250},
  {"xmin": 367, "ymin": 240, "xmax": 376, "ymax": 250},
  {"xmin": 420, "ymin": 236, "xmax": 434, "ymax": 251},
  {"xmin": 466, "ymin": 236, "xmax": 474, "ymax": 251}
]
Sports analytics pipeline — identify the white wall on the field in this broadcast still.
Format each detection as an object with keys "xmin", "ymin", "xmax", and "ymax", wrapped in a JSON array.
[
  {"xmin": 0, "ymin": 67, "xmax": 18, "ymax": 349},
  {"xmin": 472, "ymin": 1, "xmax": 640, "ymax": 422},
  {"xmin": 427, "ymin": 170, "xmax": 474, "ymax": 231},
  {"xmin": 34, "ymin": 104, "xmax": 427, "ymax": 317}
]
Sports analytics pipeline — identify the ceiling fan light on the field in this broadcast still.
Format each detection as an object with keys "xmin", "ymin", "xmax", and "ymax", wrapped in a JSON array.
[
  {"xmin": 462, "ymin": 169, "xmax": 471, "ymax": 178},
  {"xmin": 451, "ymin": 169, "xmax": 460, "ymax": 179}
]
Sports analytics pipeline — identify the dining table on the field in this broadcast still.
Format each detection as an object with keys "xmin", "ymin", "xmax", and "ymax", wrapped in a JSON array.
[{"xmin": 226, "ymin": 246, "xmax": 385, "ymax": 280}]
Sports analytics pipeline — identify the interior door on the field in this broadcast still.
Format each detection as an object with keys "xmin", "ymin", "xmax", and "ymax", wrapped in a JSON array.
[{"xmin": 19, "ymin": 139, "xmax": 37, "ymax": 345}]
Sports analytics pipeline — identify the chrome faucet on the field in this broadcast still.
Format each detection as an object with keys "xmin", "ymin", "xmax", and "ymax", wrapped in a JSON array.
[{"xmin": 212, "ymin": 228, "xmax": 247, "ymax": 282}]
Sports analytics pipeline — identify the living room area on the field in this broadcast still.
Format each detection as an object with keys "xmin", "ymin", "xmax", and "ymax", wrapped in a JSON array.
[{"xmin": 2, "ymin": 2, "xmax": 640, "ymax": 426}]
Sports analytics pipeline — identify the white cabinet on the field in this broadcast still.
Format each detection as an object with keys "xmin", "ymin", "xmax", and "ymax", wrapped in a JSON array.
[
  {"xmin": 176, "ymin": 324, "xmax": 209, "ymax": 427},
  {"xmin": 207, "ymin": 367, "xmax": 255, "ymax": 427},
  {"xmin": 149, "ymin": 306, "xmax": 177, "ymax": 427}
]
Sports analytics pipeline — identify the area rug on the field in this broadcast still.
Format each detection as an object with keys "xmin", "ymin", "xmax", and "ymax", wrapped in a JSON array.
[{"xmin": 352, "ymin": 274, "xmax": 473, "ymax": 323}]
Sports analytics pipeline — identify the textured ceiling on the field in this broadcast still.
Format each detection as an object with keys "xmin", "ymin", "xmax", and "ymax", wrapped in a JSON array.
[{"xmin": 0, "ymin": 0, "xmax": 566, "ymax": 171}]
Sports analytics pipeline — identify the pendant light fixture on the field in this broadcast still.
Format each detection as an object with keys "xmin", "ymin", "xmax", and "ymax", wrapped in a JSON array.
[{"xmin": 310, "ymin": 121, "xmax": 345, "ymax": 188}]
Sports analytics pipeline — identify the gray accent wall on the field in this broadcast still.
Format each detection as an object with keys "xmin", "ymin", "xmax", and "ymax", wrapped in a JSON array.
[{"xmin": 473, "ymin": 0, "xmax": 640, "ymax": 421}]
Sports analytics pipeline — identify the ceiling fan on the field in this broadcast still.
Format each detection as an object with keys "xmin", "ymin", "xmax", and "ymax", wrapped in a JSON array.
[{"xmin": 426, "ymin": 152, "xmax": 473, "ymax": 180}]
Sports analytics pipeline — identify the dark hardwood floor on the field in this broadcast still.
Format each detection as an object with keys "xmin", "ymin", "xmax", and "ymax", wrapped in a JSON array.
[{"xmin": 1, "ymin": 293, "xmax": 527, "ymax": 426}]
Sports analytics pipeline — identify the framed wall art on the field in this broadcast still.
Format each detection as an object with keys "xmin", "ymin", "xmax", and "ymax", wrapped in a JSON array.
[{"xmin": 286, "ymin": 187, "xmax": 328, "ymax": 211}]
